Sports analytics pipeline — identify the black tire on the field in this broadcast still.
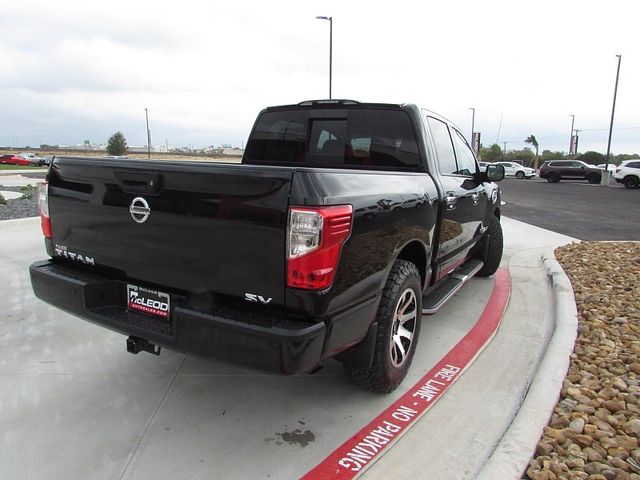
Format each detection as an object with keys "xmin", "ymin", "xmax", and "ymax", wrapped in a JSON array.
[
  {"xmin": 475, "ymin": 215, "xmax": 503, "ymax": 277},
  {"xmin": 624, "ymin": 176, "xmax": 639, "ymax": 189},
  {"xmin": 587, "ymin": 174, "xmax": 601, "ymax": 184},
  {"xmin": 345, "ymin": 260, "xmax": 422, "ymax": 393},
  {"xmin": 546, "ymin": 173, "xmax": 560, "ymax": 183},
  {"xmin": 515, "ymin": 171, "xmax": 525, "ymax": 179}
]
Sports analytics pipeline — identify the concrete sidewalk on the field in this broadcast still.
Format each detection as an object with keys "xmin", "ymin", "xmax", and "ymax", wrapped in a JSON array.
[{"xmin": 0, "ymin": 216, "xmax": 577, "ymax": 480}]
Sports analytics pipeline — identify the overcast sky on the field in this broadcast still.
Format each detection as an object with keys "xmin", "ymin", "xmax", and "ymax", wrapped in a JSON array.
[{"xmin": 1, "ymin": 0, "xmax": 638, "ymax": 153}]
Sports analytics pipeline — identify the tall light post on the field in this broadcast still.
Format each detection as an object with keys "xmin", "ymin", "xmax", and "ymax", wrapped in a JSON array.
[
  {"xmin": 469, "ymin": 107, "xmax": 475, "ymax": 145},
  {"xmin": 316, "ymin": 16, "xmax": 333, "ymax": 99},
  {"xmin": 604, "ymin": 54, "xmax": 622, "ymax": 181},
  {"xmin": 569, "ymin": 114, "xmax": 575, "ymax": 159},
  {"xmin": 144, "ymin": 108, "xmax": 151, "ymax": 159}
]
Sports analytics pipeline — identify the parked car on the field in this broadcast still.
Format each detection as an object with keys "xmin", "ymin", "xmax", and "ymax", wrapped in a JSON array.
[
  {"xmin": 596, "ymin": 163, "xmax": 617, "ymax": 176},
  {"xmin": 614, "ymin": 160, "xmax": 640, "ymax": 189},
  {"xmin": 539, "ymin": 160, "xmax": 602, "ymax": 183},
  {"xmin": 30, "ymin": 99, "xmax": 506, "ymax": 393},
  {"xmin": 494, "ymin": 161, "xmax": 536, "ymax": 179},
  {"xmin": 20, "ymin": 152, "xmax": 43, "ymax": 166},
  {"xmin": 0, "ymin": 154, "xmax": 30, "ymax": 166}
]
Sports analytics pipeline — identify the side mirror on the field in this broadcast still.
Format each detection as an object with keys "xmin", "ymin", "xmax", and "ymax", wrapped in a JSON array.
[{"xmin": 486, "ymin": 164, "xmax": 505, "ymax": 182}]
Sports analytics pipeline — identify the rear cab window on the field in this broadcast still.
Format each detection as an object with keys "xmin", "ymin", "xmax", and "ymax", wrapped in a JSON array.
[{"xmin": 244, "ymin": 107, "xmax": 421, "ymax": 170}]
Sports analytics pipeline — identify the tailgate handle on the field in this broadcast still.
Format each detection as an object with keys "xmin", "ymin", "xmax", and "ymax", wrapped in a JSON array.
[{"xmin": 114, "ymin": 171, "xmax": 162, "ymax": 195}]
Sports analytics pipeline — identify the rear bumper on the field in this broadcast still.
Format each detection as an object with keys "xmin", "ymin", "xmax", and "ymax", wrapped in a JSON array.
[{"xmin": 29, "ymin": 260, "xmax": 326, "ymax": 374}]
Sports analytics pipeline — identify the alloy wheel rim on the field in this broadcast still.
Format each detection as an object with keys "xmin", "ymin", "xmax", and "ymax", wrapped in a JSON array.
[{"xmin": 389, "ymin": 288, "xmax": 418, "ymax": 368}]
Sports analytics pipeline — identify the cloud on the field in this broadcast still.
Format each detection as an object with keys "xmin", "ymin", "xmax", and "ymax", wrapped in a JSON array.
[{"xmin": 1, "ymin": 0, "xmax": 638, "ymax": 153}]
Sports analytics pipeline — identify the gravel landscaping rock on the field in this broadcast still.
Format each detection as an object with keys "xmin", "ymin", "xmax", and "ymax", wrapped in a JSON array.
[
  {"xmin": 527, "ymin": 242, "xmax": 640, "ymax": 480},
  {"xmin": 0, "ymin": 186, "xmax": 38, "ymax": 220}
]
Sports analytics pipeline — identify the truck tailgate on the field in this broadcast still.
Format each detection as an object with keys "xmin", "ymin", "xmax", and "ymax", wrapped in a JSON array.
[{"xmin": 47, "ymin": 157, "xmax": 292, "ymax": 306}]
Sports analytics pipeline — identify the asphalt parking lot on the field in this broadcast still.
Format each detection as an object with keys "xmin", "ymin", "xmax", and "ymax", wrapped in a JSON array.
[{"xmin": 498, "ymin": 177, "xmax": 639, "ymax": 240}]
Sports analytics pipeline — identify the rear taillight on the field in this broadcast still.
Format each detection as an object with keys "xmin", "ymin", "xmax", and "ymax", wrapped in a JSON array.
[
  {"xmin": 38, "ymin": 182, "xmax": 52, "ymax": 238},
  {"xmin": 287, "ymin": 205, "xmax": 353, "ymax": 290}
]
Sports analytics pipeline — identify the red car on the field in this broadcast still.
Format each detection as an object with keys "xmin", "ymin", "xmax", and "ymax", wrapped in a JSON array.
[{"xmin": 0, "ymin": 154, "xmax": 30, "ymax": 166}]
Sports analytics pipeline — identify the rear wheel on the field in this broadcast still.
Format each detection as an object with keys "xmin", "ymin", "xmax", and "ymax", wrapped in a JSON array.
[
  {"xmin": 344, "ymin": 260, "xmax": 421, "ymax": 393},
  {"xmin": 547, "ymin": 173, "xmax": 560, "ymax": 183},
  {"xmin": 624, "ymin": 176, "xmax": 639, "ymax": 189},
  {"xmin": 515, "ymin": 171, "xmax": 525, "ymax": 179},
  {"xmin": 475, "ymin": 215, "xmax": 503, "ymax": 277},
  {"xmin": 587, "ymin": 174, "xmax": 601, "ymax": 184}
]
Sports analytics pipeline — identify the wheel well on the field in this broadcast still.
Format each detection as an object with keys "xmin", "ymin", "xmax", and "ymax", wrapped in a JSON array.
[
  {"xmin": 396, "ymin": 241, "xmax": 427, "ymax": 287},
  {"xmin": 624, "ymin": 174, "xmax": 639, "ymax": 181}
]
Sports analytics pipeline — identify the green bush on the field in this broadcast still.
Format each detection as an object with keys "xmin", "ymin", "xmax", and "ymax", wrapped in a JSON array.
[{"xmin": 20, "ymin": 184, "xmax": 34, "ymax": 199}]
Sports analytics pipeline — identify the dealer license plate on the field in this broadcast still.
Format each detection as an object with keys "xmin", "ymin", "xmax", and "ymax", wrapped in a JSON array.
[{"xmin": 126, "ymin": 284, "xmax": 170, "ymax": 320}]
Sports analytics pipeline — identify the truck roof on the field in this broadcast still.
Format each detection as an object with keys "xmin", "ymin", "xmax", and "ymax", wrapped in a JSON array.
[{"xmin": 266, "ymin": 99, "xmax": 408, "ymax": 111}]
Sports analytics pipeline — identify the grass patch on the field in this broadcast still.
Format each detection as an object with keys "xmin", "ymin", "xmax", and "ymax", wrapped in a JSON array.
[{"xmin": 0, "ymin": 164, "xmax": 43, "ymax": 170}]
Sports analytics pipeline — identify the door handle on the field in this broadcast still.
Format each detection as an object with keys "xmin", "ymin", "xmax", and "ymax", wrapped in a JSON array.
[{"xmin": 445, "ymin": 192, "xmax": 457, "ymax": 210}]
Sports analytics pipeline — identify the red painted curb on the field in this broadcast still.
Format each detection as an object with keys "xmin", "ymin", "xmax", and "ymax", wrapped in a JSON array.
[{"xmin": 302, "ymin": 268, "xmax": 511, "ymax": 480}]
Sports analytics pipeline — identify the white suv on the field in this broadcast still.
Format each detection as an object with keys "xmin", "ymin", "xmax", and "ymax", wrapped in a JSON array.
[
  {"xmin": 495, "ymin": 161, "xmax": 536, "ymax": 179},
  {"xmin": 614, "ymin": 160, "xmax": 640, "ymax": 189}
]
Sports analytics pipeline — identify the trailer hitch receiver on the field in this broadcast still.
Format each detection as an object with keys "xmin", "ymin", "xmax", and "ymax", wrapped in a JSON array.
[{"xmin": 127, "ymin": 336, "xmax": 161, "ymax": 356}]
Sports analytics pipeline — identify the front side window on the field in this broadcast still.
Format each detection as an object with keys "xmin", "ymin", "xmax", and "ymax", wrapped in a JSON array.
[
  {"xmin": 450, "ymin": 129, "xmax": 477, "ymax": 176},
  {"xmin": 427, "ymin": 117, "xmax": 457, "ymax": 175}
]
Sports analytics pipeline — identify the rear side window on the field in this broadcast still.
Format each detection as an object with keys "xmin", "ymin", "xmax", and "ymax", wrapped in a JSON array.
[
  {"xmin": 244, "ymin": 108, "xmax": 420, "ymax": 169},
  {"xmin": 627, "ymin": 162, "xmax": 640, "ymax": 168}
]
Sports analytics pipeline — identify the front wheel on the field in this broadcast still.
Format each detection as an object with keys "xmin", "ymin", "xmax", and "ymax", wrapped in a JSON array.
[
  {"xmin": 475, "ymin": 215, "xmax": 503, "ymax": 277},
  {"xmin": 516, "ymin": 171, "xmax": 525, "ymax": 179},
  {"xmin": 345, "ymin": 260, "xmax": 422, "ymax": 393},
  {"xmin": 624, "ymin": 176, "xmax": 639, "ymax": 189}
]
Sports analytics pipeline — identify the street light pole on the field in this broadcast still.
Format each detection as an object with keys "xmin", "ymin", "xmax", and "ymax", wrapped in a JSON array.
[
  {"xmin": 569, "ymin": 114, "xmax": 575, "ymax": 159},
  {"xmin": 604, "ymin": 54, "xmax": 622, "ymax": 180},
  {"xmin": 469, "ymin": 107, "xmax": 475, "ymax": 145},
  {"xmin": 144, "ymin": 108, "xmax": 151, "ymax": 159},
  {"xmin": 316, "ymin": 16, "xmax": 333, "ymax": 99}
]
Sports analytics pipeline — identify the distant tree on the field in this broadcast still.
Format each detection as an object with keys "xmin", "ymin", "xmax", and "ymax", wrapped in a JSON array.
[
  {"xmin": 506, "ymin": 148, "xmax": 535, "ymax": 167},
  {"xmin": 106, "ymin": 131, "xmax": 128, "ymax": 156},
  {"xmin": 577, "ymin": 151, "xmax": 606, "ymax": 165},
  {"xmin": 525, "ymin": 135, "xmax": 540, "ymax": 168},
  {"xmin": 541, "ymin": 150, "xmax": 567, "ymax": 162},
  {"xmin": 481, "ymin": 144, "xmax": 503, "ymax": 162},
  {"xmin": 613, "ymin": 153, "xmax": 640, "ymax": 163}
]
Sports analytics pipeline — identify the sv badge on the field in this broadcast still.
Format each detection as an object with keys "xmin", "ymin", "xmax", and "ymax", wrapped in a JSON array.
[{"xmin": 244, "ymin": 293, "xmax": 273, "ymax": 305}]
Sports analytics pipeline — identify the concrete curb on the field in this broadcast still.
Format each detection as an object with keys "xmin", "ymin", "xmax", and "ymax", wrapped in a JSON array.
[{"xmin": 476, "ymin": 247, "xmax": 578, "ymax": 480}]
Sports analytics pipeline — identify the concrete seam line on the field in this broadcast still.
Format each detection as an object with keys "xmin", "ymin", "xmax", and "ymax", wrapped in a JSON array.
[{"xmin": 475, "ymin": 247, "xmax": 578, "ymax": 480}]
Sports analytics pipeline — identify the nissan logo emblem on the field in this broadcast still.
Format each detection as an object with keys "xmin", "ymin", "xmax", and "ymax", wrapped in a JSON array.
[{"xmin": 129, "ymin": 197, "xmax": 151, "ymax": 223}]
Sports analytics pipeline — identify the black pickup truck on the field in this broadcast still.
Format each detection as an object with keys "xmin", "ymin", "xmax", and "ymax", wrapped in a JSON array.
[{"xmin": 30, "ymin": 100, "xmax": 504, "ymax": 392}]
